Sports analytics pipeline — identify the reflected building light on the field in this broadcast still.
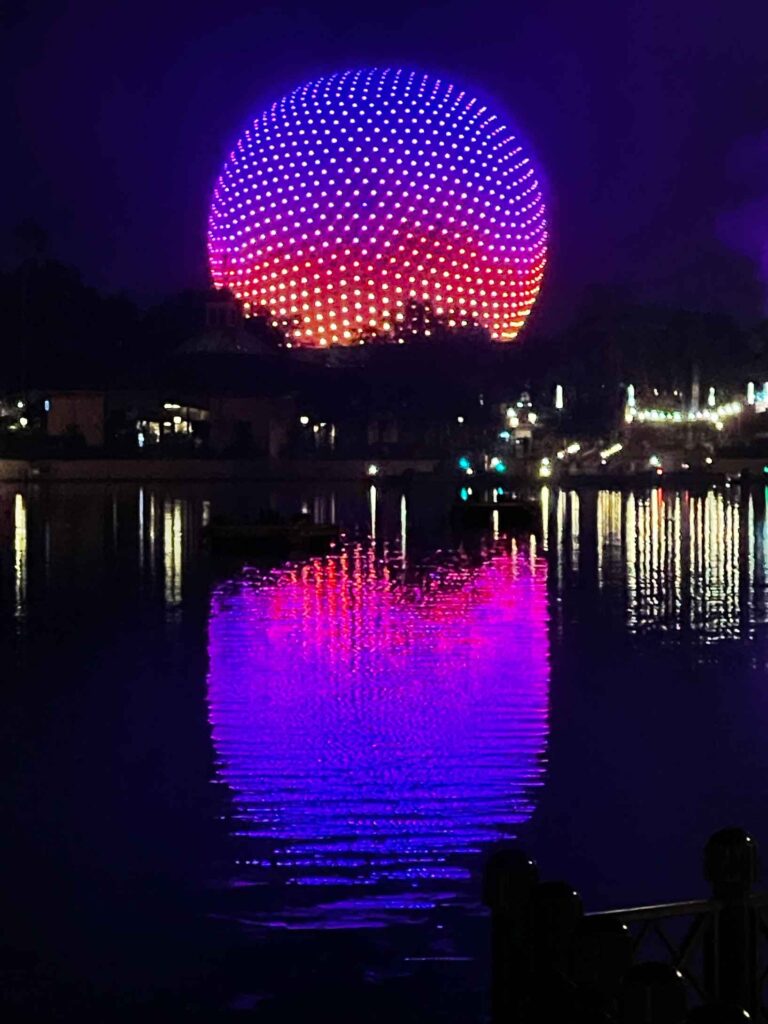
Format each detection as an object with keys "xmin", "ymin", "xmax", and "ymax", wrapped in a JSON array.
[
  {"xmin": 622, "ymin": 489, "xmax": 743, "ymax": 642},
  {"xmin": 148, "ymin": 493, "xmax": 157, "ymax": 580},
  {"xmin": 626, "ymin": 493, "xmax": 637, "ymax": 628},
  {"xmin": 202, "ymin": 499, "xmax": 211, "ymax": 528},
  {"xmin": 400, "ymin": 493, "xmax": 407, "ymax": 560},
  {"xmin": 540, "ymin": 485, "xmax": 550, "ymax": 550},
  {"xmin": 138, "ymin": 487, "xmax": 145, "ymax": 574},
  {"xmin": 206, "ymin": 544, "xmax": 549, "ymax": 924},
  {"xmin": 748, "ymin": 494, "xmax": 756, "ymax": 624},
  {"xmin": 314, "ymin": 495, "xmax": 326, "ymax": 525},
  {"xmin": 596, "ymin": 492, "xmax": 604, "ymax": 588},
  {"xmin": 14, "ymin": 492, "xmax": 27, "ymax": 619},
  {"xmin": 163, "ymin": 498, "xmax": 183, "ymax": 610},
  {"xmin": 369, "ymin": 483, "xmax": 377, "ymax": 541},
  {"xmin": 44, "ymin": 521, "xmax": 50, "ymax": 581},
  {"xmin": 556, "ymin": 489, "xmax": 566, "ymax": 590},
  {"xmin": 569, "ymin": 490, "xmax": 579, "ymax": 572},
  {"xmin": 671, "ymin": 493, "xmax": 682, "ymax": 625},
  {"xmin": 597, "ymin": 491, "xmax": 622, "ymax": 589}
]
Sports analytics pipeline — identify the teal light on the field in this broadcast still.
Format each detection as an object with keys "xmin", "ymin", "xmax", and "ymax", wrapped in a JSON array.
[
  {"xmin": 458, "ymin": 456, "xmax": 471, "ymax": 470},
  {"xmin": 494, "ymin": 461, "xmax": 507, "ymax": 473},
  {"xmin": 460, "ymin": 487, "xmax": 469, "ymax": 501}
]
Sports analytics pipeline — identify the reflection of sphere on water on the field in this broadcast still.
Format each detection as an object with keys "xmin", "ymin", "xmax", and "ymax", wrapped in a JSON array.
[
  {"xmin": 207, "ymin": 545, "xmax": 549, "ymax": 921},
  {"xmin": 208, "ymin": 68, "xmax": 548, "ymax": 344}
]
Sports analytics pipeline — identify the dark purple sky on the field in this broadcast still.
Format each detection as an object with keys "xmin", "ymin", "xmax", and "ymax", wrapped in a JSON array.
[{"xmin": 4, "ymin": 0, "xmax": 768, "ymax": 327}]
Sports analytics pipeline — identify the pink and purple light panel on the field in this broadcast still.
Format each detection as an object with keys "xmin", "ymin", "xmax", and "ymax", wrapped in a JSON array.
[{"xmin": 208, "ymin": 67, "xmax": 547, "ymax": 345}]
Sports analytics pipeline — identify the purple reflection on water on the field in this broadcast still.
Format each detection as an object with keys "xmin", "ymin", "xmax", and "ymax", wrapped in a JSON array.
[{"xmin": 207, "ymin": 542, "xmax": 549, "ymax": 926}]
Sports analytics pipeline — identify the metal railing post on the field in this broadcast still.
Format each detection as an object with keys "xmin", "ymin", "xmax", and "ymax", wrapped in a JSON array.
[
  {"xmin": 572, "ymin": 914, "xmax": 634, "ymax": 1017},
  {"xmin": 529, "ymin": 880, "xmax": 584, "ymax": 1019},
  {"xmin": 483, "ymin": 848, "xmax": 539, "ymax": 1023},
  {"xmin": 620, "ymin": 962, "xmax": 687, "ymax": 1023},
  {"xmin": 703, "ymin": 829, "xmax": 759, "ymax": 1015}
]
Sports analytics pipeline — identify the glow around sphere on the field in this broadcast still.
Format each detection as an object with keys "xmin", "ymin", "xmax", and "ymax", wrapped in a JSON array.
[{"xmin": 208, "ymin": 67, "xmax": 548, "ymax": 346}]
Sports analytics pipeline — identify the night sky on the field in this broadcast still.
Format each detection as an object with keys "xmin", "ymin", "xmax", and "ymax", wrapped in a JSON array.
[{"xmin": 4, "ymin": 0, "xmax": 768, "ymax": 329}]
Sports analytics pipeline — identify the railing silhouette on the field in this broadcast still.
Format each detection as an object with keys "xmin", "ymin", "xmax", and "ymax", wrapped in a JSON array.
[{"xmin": 484, "ymin": 828, "xmax": 768, "ymax": 1022}]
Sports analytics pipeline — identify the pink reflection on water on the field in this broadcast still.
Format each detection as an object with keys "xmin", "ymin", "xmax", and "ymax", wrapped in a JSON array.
[{"xmin": 207, "ymin": 542, "xmax": 549, "ymax": 923}]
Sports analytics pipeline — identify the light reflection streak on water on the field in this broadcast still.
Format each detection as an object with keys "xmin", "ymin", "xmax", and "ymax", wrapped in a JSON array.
[
  {"xmin": 138, "ymin": 487, "xmax": 145, "ymax": 574},
  {"xmin": 207, "ymin": 542, "xmax": 549, "ymax": 924},
  {"xmin": 597, "ymin": 491, "xmax": 622, "ymax": 589},
  {"xmin": 540, "ymin": 485, "xmax": 550, "ymax": 551},
  {"xmin": 163, "ymin": 498, "xmax": 183, "ymax": 610},
  {"xmin": 556, "ymin": 489, "xmax": 566, "ymax": 590},
  {"xmin": 748, "ymin": 495, "xmax": 755, "ymax": 624},
  {"xmin": 369, "ymin": 484, "xmax": 377, "ymax": 541},
  {"xmin": 148, "ymin": 493, "xmax": 157, "ymax": 581},
  {"xmin": 581, "ymin": 487, "xmax": 745, "ymax": 643},
  {"xmin": 569, "ymin": 491, "xmax": 579, "ymax": 572},
  {"xmin": 14, "ymin": 492, "xmax": 27, "ymax": 619},
  {"xmin": 400, "ymin": 494, "xmax": 407, "ymax": 561}
]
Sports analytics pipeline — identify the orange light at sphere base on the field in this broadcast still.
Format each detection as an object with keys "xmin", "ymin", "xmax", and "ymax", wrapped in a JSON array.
[{"xmin": 208, "ymin": 67, "xmax": 548, "ymax": 346}]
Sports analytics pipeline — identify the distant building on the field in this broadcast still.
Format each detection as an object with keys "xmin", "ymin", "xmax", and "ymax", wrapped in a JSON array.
[
  {"xmin": 208, "ymin": 395, "xmax": 295, "ymax": 457},
  {"xmin": 177, "ymin": 295, "xmax": 276, "ymax": 356},
  {"xmin": 46, "ymin": 391, "xmax": 105, "ymax": 447}
]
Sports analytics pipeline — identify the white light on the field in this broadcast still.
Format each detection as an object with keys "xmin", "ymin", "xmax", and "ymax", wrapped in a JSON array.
[
  {"xmin": 554, "ymin": 384, "xmax": 564, "ymax": 410},
  {"xmin": 566, "ymin": 442, "xmax": 581, "ymax": 455},
  {"xmin": 173, "ymin": 415, "xmax": 182, "ymax": 425},
  {"xmin": 600, "ymin": 443, "xmax": 623, "ymax": 459},
  {"xmin": 299, "ymin": 415, "xmax": 310, "ymax": 425},
  {"xmin": 163, "ymin": 403, "xmax": 181, "ymax": 410},
  {"xmin": 17, "ymin": 400, "xmax": 24, "ymax": 409},
  {"xmin": 18, "ymin": 416, "xmax": 28, "ymax": 428},
  {"xmin": 748, "ymin": 381, "xmax": 756, "ymax": 405},
  {"xmin": 456, "ymin": 415, "xmax": 464, "ymax": 424},
  {"xmin": 707, "ymin": 386, "xmax": 716, "ymax": 408},
  {"xmin": 649, "ymin": 454, "xmax": 661, "ymax": 468},
  {"xmin": 44, "ymin": 399, "xmax": 50, "ymax": 412},
  {"xmin": 705, "ymin": 456, "xmax": 713, "ymax": 465},
  {"xmin": 528, "ymin": 411, "xmax": 538, "ymax": 424},
  {"xmin": 367, "ymin": 463, "xmax": 379, "ymax": 476}
]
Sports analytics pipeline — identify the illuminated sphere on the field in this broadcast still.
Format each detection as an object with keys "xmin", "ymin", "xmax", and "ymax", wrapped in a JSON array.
[{"xmin": 208, "ymin": 67, "xmax": 548, "ymax": 346}]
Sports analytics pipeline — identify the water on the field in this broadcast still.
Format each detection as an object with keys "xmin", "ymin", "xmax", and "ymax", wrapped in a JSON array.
[{"xmin": 1, "ymin": 480, "xmax": 767, "ymax": 1019}]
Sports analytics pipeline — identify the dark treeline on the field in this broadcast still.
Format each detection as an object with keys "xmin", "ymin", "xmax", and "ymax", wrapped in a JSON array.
[{"xmin": 3, "ymin": 228, "xmax": 767, "ymax": 429}]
